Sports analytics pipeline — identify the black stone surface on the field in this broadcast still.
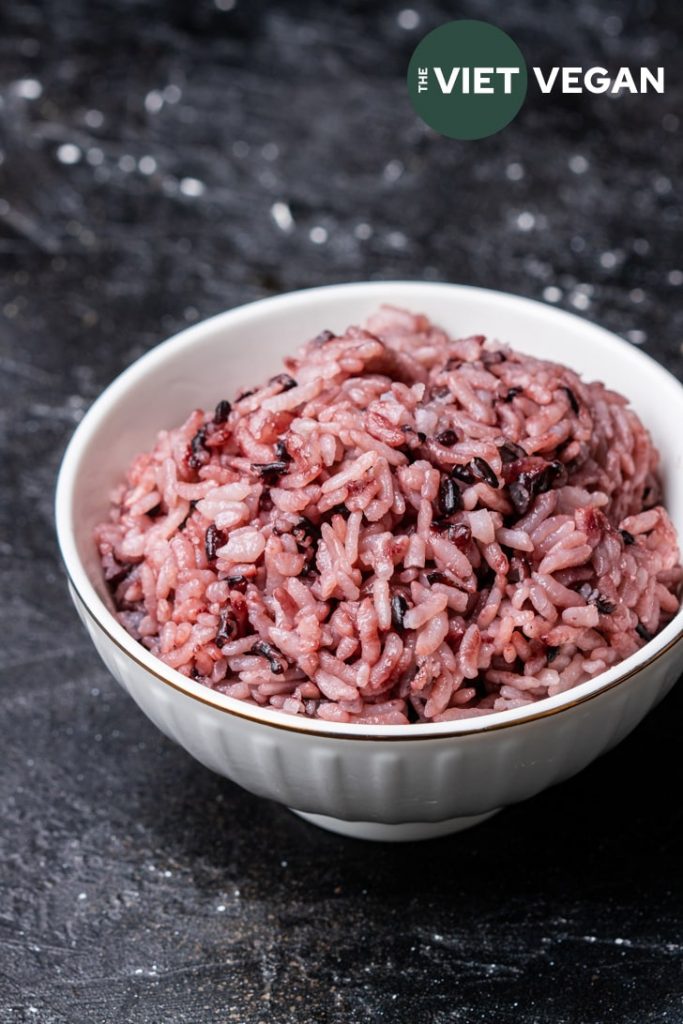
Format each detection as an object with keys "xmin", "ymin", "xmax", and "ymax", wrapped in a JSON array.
[{"xmin": 1, "ymin": 2, "xmax": 682, "ymax": 1021}]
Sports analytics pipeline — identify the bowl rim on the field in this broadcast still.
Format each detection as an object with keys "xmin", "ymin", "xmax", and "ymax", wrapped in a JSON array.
[{"xmin": 55, "ymin": 280, "xmax": 683, "ymax": 740}]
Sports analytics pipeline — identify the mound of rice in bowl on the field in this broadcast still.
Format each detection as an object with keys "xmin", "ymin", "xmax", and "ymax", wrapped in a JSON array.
[{"xmin": 95, "ymin": 307, "xmax": 682, "ymax": 724}]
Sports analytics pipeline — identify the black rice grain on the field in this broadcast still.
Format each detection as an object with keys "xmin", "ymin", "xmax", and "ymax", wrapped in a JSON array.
[
  {"xmin": 448, "ymin": 523, "xmax": 472, "ymax": 549},
  {"xmin": 391, "ymin": 594, "xmax": 409, "ymax": 632},
  {"xmin": 275, "ymin": 439, "xmax": 292, "ymax": 462},
  {"xmin": 213, "ymin": 400, "xmax": 232, "ymax": 423},
  {"xmin": 269, "ymin": 373, "xmax": 297, "ymax": 391},
  {"xmin": 292, "ymin": 518, "xmax": 320, "ymax": 546},
  {"xmin": 578, "ymin": 584, "xmax": 616, "ymax": 614},
  {"xmin": 471, "ymin": 457, "xmax": 499, "ymax": 489},
  {"xmin": 188, "ymin": 426, "xmax": 208, "ymax": 469},
  {"xmin": 215, "ymin": 610, "xmax": 239, "ymax": 647},
  {"xmin": 252, "ymin": 460, "xmax": 290, "ymax": 480},
  {"xmin": 562, "ymin": 386, "xmax": 580, "ymax": 414},
  {"xmin": 498, "ymin": 440, "xmax": 527, "ymax": 464},
  {"xmin": 226, "ymin": 575, "xmax": 248, "ymax": 593},
  {"xmin": 205, "ymin": 524, "xmax": 227, "ymax": 562},
  {"xmin": 451, "ymin": 464, "xmax": 476, "ymax": 484},
  {"xmin": 504, "ymin": 387, "xmax": 522, "ymax": 402},
  {"xmin": 251, "ymin": 639, "xmax": 286, "ymax": 674},
  {"xmin": 438, "ymin": 476, "xmax": 462, "ymax": 516}
]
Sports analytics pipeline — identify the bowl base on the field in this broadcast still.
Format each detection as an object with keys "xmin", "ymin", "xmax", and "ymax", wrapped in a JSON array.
[{"xmin": 290, "ymin": 808, "xmax": 500, "ymax": 842}]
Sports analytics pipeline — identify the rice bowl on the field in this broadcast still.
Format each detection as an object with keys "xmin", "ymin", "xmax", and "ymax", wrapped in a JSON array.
[
  {"xmin": 56, "ymin": 282, "xmax": 683, "ymax": 838},
  {"xmin": 94, "ymin": 306, "xmax": 682, "ymax": 725}
]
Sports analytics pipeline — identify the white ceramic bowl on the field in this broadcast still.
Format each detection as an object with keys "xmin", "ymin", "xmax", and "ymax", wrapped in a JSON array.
[{"xmin": 56, "ymin": 282, "xmax": 683, "ymax": 841}]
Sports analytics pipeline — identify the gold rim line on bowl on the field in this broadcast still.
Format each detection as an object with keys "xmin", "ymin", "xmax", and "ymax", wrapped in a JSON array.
[{"xmin": 67, "ymin": 568, "xmax": 683, "ymax": 742}]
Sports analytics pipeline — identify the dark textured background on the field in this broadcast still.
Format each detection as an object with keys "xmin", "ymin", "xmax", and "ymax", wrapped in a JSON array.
[{"xmin": 1, "ymin": 1, "xmax": 682, "ymax": 1021}]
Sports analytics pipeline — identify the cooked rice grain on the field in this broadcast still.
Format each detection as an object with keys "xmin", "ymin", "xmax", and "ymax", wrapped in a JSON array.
[{"xmin": 96, "ymin": 307, "xmax": 682, "ymax": 724}]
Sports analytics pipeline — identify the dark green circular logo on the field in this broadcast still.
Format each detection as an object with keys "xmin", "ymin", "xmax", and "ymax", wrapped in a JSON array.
[{"xmin": 407, "ymin": 20, "xmax": 528, "ymax": 140}]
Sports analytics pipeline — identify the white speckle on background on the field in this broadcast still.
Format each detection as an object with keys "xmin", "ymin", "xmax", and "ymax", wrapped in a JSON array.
[
  {"xmin": 138, "ymin": 155, "xmax": 157, "ymax": 175},
  {"xmin": 387, "ymin": 230, "xmax": 407, "ymax": 249},
  {"xmin": 629, "ymin": 288, "xmax": 645, "ymax": 303},
  {"xmin": 309, "ymin": 225, "xmax": 328, "ymax": 244},
  {"xmin": 516, "ymin": 211, "xmax": 535, "ymax": 232},
  {"xmin": 627, "ymin": 329, "xmax": 647, "ymax": 345},
  {"xmin": 163, "ymin": 84, "xmax": 182, "ymax": 104},
  {"xmin": 14, "ymin": 78, "xmax": 42, "ymax": 99},
  {"xmin": 599, "ymin": 251, "xmax": 618, "ymax": 269},
  {"xmin": 118, "ymin": 154, "xmax": 136, "ymax": 172},
  {"xmin": 570, "ymin": 290, "xmax": 591, "ymax": 311},
  {"xmin": 56, "ymin": 143, "xmax": 81, "ymax": 165},
  {"xmin": 86, "ymin": 147, "xmax": 104, "ymax": 166},
  {"xmin": 144, "ymin": 90, "xmax": 164, "ymax": 114},
  {"xmin": 569, "ymin": 154, "xmax": 589, "ymax": 175},
  {"xmin": 668, "ymin": 269, "xmax": 683, "ymax": 286},
  {"xmin": 271, "ymin": 201, "xmax": 294, "ymax": 232},
  {"xmin": 180, "ymin": 177, "xmax": 206, "ymax": 197},
  {"xmin": 215, "ymin": 0, "xmax": 236, "ymax": 9},
  {"xmin": 397, "ymin": 9, "xmax": 420, "ymax": 30},
  {"xmin": 383, "ymin": 159, "xmax": 403, "ymax": 183},
  {"xmin": 354, "ymin": 222, "xmax": 372, "ymax": 240},
  {"xmin": 506, "ymin": 161, "xmax": 524, "ymax": 181},
  {"xmin": 543, "ymin": 286, "xmax": 562, "ymax": 303},
  {"xmin": 84, "ymin": 109, "xmax": 104, "ymax": 128}
]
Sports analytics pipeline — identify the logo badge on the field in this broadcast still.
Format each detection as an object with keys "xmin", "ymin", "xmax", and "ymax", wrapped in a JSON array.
[{"xmin": 407, "ymin": 20, "xmax": 528, "ymax": 140}]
